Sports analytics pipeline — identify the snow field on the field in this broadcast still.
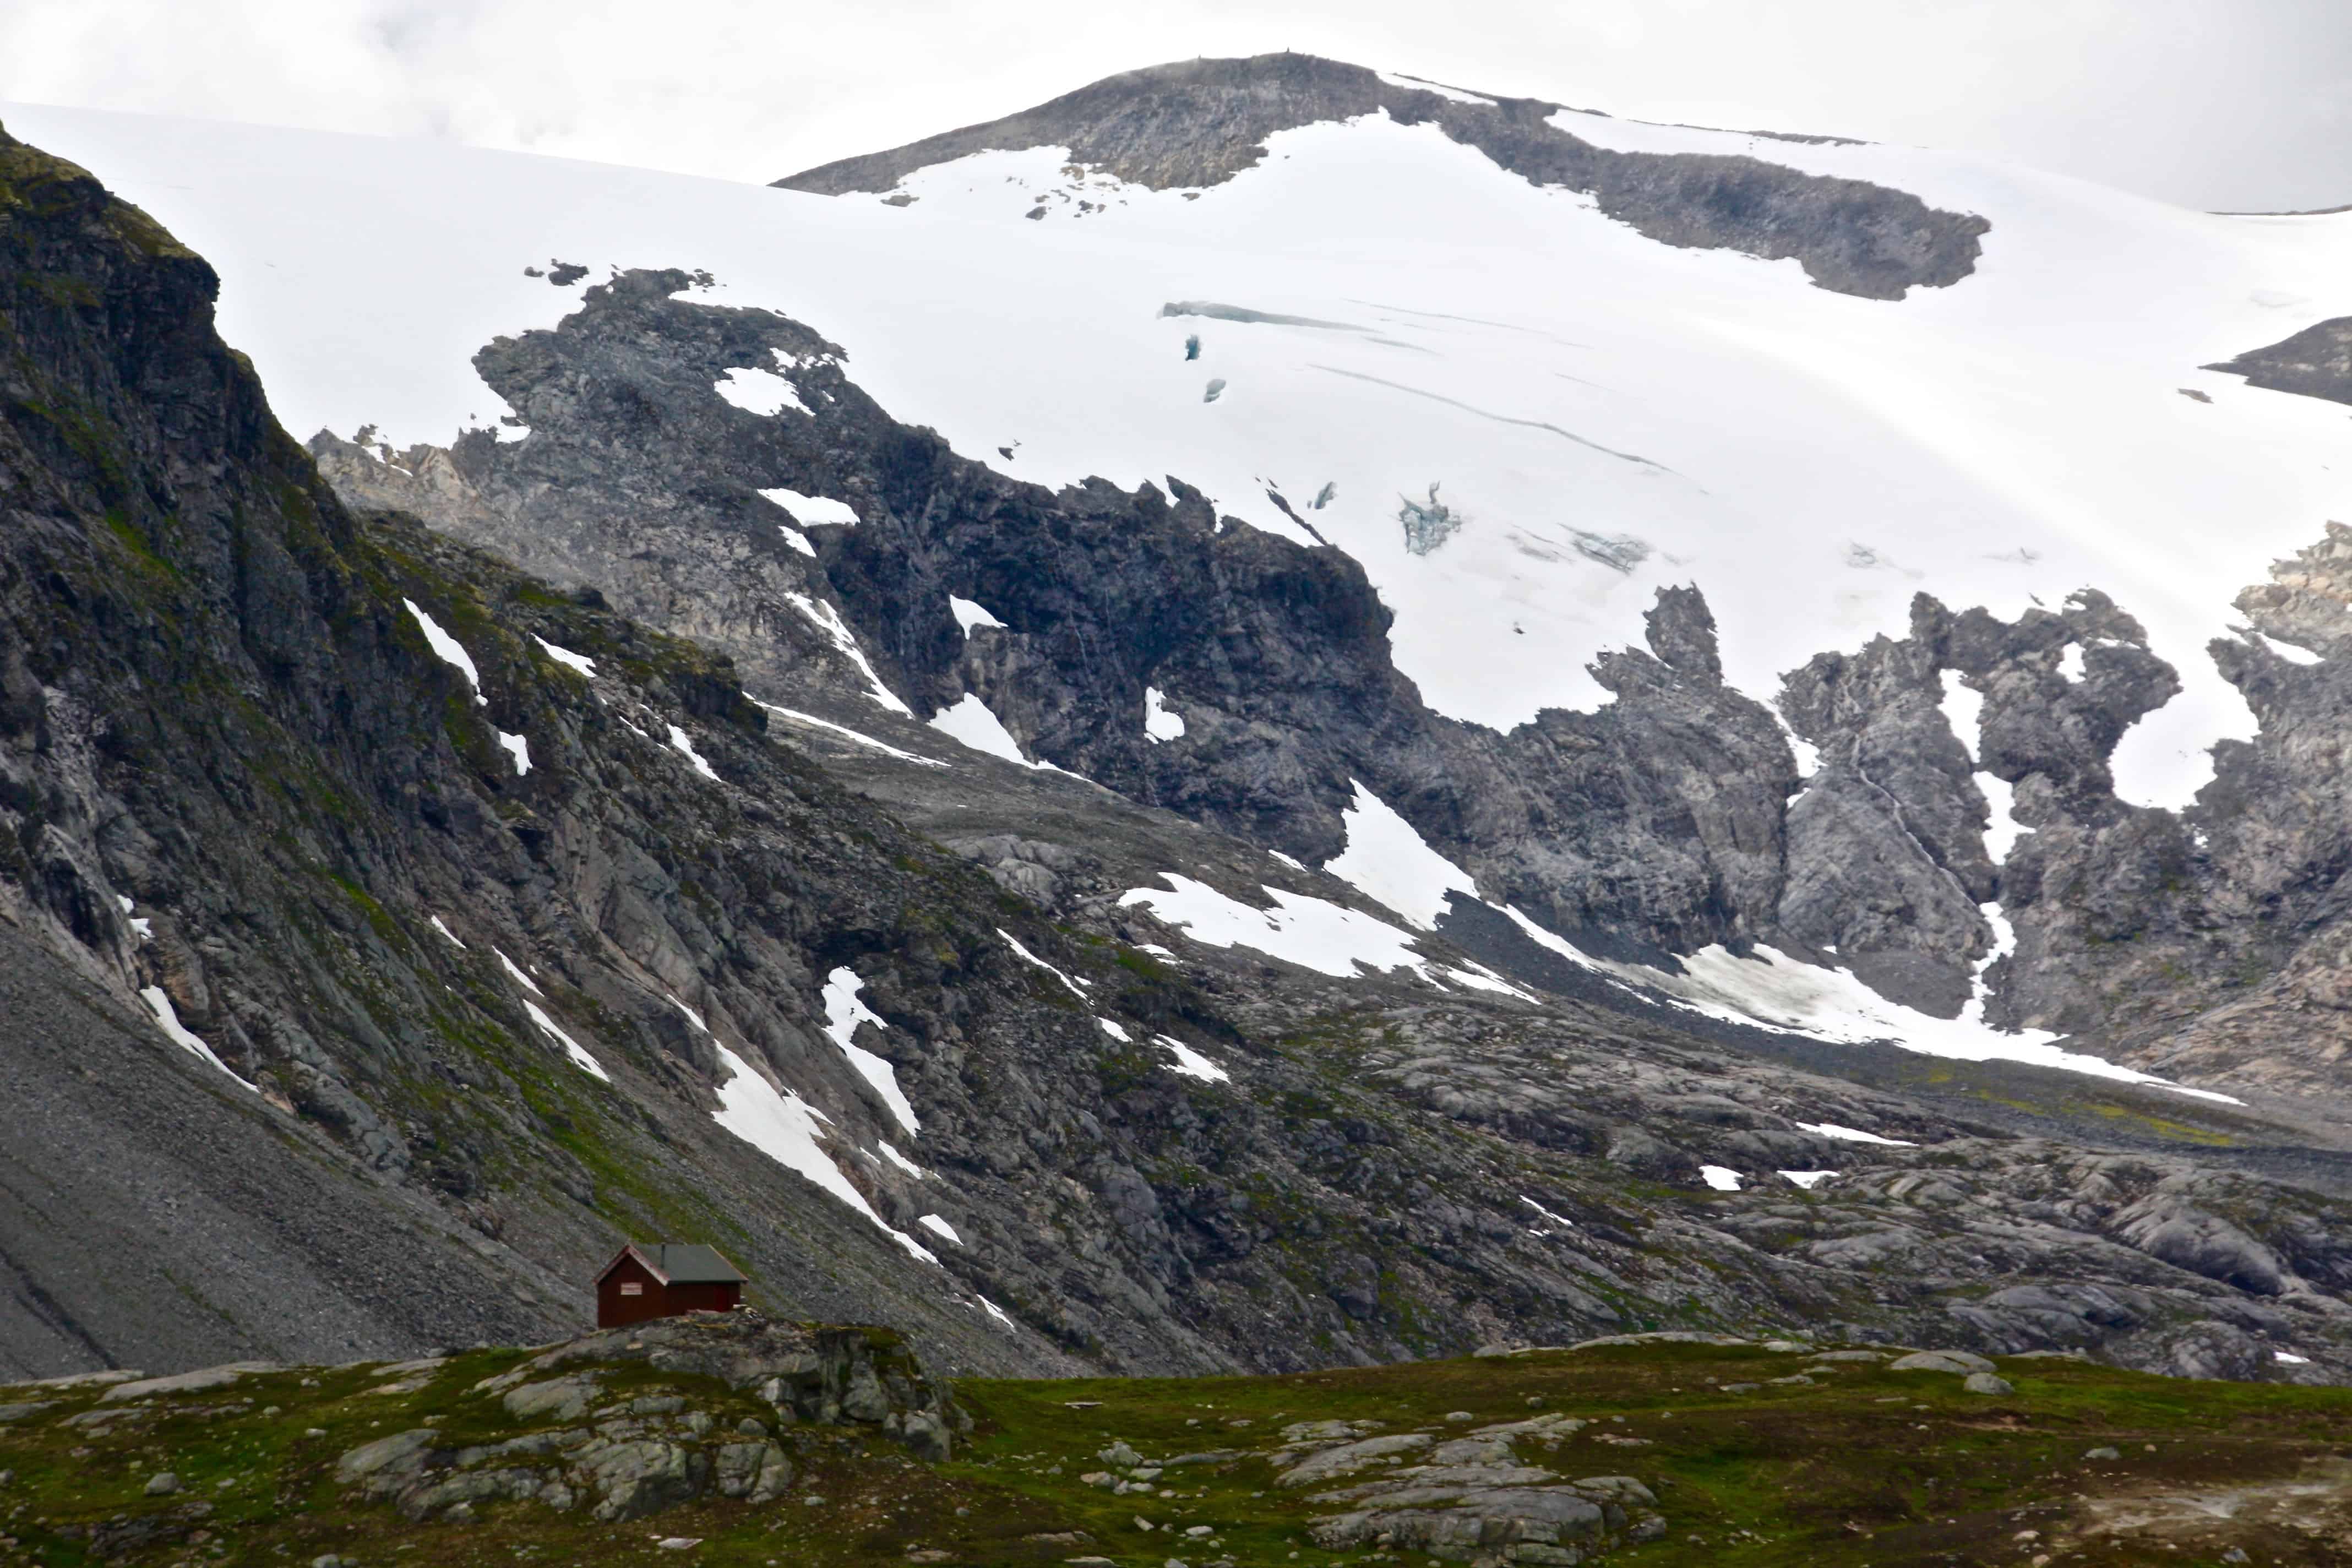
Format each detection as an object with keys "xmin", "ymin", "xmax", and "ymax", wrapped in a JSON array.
[{"xmin": 22, "ymin": 102, "xmax": 2352, "ymax": 819}]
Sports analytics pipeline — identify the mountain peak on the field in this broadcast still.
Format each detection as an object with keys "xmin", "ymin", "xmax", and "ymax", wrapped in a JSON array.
[{"xmin": 773, "ymin": 51, "xmax": 1986, "ymax": 302}]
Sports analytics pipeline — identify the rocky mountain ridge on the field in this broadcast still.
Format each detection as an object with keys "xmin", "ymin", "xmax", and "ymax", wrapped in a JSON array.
[{"xmin": 12, "ymin": 89, "xmax": 2352, "ymax": 1399}]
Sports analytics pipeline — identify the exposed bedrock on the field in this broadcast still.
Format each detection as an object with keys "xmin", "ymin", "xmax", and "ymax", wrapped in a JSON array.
[{"xmin": 306, "ymin": 264, "xmax": 2352, "ymax": 1093}]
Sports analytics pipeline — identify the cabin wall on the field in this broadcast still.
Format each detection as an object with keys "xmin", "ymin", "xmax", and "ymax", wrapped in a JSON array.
[{"xmin": 596, "ymin": 1256, "xmax": 667, "ymax": 1328}]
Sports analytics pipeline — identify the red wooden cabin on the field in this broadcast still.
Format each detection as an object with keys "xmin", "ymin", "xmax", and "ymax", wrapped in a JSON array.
[{"xmin": 595, "ymin": 1242, "xmax": 748, "ymax": 1328}]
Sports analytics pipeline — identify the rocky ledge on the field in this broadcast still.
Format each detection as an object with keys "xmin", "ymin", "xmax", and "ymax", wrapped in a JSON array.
[{"xmin": 337, "ymin": 1311, "xmax": 966, "ymax": 1523}]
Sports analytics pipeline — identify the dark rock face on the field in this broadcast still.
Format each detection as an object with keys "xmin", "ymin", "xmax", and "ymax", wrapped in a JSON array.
[
  {"xmin": 30, "ymin": 118, "xmax": 2352, "ymax": 1396},
  {"xmin": 307, "ymin": 260, "xmax": 2352, "ymax": 1082},
  {"xmin": 774, "ymin": 53, "xmax": 1989, "ymax": 302},
  {"xmin": 2206, "ymin": 317, "xmax": 2352, "ymax": 406},
  {"xmin": 321, "ymin": 270, "xmax": 1804, "ymax": 959}
]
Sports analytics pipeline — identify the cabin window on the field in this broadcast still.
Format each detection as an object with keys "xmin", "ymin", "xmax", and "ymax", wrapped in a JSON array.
[{"xmin": 619, "ymin": 1282, "xmax": 644, "ymax": 1296}]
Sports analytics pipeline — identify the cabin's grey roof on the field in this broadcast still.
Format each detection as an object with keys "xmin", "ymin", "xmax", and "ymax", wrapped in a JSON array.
[{"xmin": 600, "ymin": 1243, "xmax": 746, "ymax": 1286}]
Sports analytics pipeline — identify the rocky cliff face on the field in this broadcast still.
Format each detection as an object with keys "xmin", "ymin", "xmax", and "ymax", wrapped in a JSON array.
[
  {"xmin": 305, "ymin": 247, "xmax": 2352, "ymax": 1085},
  {"xmin": 18, "ymin": 117, "xmax": 2352, "ymax": 1394}
]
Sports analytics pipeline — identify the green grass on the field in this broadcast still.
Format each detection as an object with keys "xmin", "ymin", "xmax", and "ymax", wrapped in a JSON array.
[{"xmin": 3, "ymin": 1338, "xmax": 2350, "ymax": 1565}]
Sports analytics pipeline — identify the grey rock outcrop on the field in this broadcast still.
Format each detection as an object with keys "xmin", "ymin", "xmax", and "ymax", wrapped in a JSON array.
[{"xmin": 341, "ymin": 1314, "xmax": 947, "ymax": 1523}]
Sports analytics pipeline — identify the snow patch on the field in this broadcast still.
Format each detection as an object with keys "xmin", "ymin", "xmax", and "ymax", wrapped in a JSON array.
[
  {"xmin": 139, "ymin": 987, "xmax": 258, "ymax": 1091},
  {"xmin": 976, "ymin": 1295, "xmax": 1017, "ymax": 1330},
  {"xmin": 1375, "ymin": 70, "xmax": 1497, "ymax": 105},
  {"xmin": 716, "ymin": 360, "xmax": 807, "ymax": 417},
  {"xmin": 1798, "ymin": 1121, "xmax": 1917, "ymax": 1147},
  {"xmin": 1520, "ymin": 1195, "xmax": 1575, "ymax": 1231},
  {"xmin": 754, "ymin": 700, "xmax": 946, "ymax": 767},
  {"xmin": 1156, "ymin": 1035, "xmax": 1229, "ymax": 1083},
  {"xmin": 2255, "ymin": 629, "xmax": 2326, "ymax": 665},
  {"xmin": 1438, "ymin": 961, "xmax": 1537, "ymax": 1001},
  {"xmin": 524, "ymin": 1000, "xmax": 609, "ymax": 1081},
  {"xmin": 1119, "ymin": 874, "xmax": 1436, "ymax": 983},
  {"xmin": 532, "ymin": 635, "xmax": 596, "ymax": 677},
  {"xmin": 429, "ymin": 915, "xmax": 466, "ymax": 949},
  {"xmin": 666, "ymin": 723, "xmax": 719, "ymax": 780},
  {"xmin": 402, "ymin": 598, "xmax": 483, "ymax": 704},
  {"xmin": 709, "ymin": 1043, "xmax": 937, "ymax": 1265},
  {"xmin": 1144, "ymin": 685, "xmax": 1186, "ymax": 743},
  {"xmin": 1096, "ymin": 1017, "xmax": 1131, "ymax": 1042},
  {"xmin": 929, "ymin": 693, "xmax": 1039, "ymax": 766},
  {"xmin": 496, "ymin": 729, "xmax": 530, "ymax": 775},
  {"xmin": 1979, "ymin": 772, "xmax": 2027, "ymax": 864},
  {"xmin": 2275, "ymin": 1350, "xmax": 2312, "ymax": 1365},
  {"xmin": 1781, "ymin": 1170, "xmax": 1837, "ymax": 1189},
  {"xmin": 917, "ymin": 1213, "xmax": 961, "ymax": 1244},
  {"xmin": 949, "ymin": 596, "xmax": 1006, "ymax": 635},
  {"xmin": 822, "ymin": 967, "xmax": 919, "ymax": 1135},
  {"xmin": 1498, "ymin": 903, "xmax": 2236, "ymax": 1103},
  {"xmin": 495, "ymin": 948, "xmax": 543, "ymax": 995},
  {"xmin": 783, "ymin": 592, "xmax": 912, "ymax": 715},
  {"xmin": 998, "ymin": 929, "xmax": 1089, "ymax": 997},
  {"xmin": 760, "ymin": 486, "xmax": 859, "ymax": 526},
  {"xmin": 1939, "ymin": 669, "xmax": 1985, "ymax": 764},
  {"xmin": 1321, "ymin": 778, "xmax": 1477, "ymax": 930},
  {"xmin": 777, "ymin": 524, "xmax": 816, "ymax": 558},
  {"xmin": 1700, "ymin": 1165, "xmax": 1743, "ymax": 1191},
  {"xmin": 878, "ymin": 1140, "xmax": 926, "ymax": 1178}
]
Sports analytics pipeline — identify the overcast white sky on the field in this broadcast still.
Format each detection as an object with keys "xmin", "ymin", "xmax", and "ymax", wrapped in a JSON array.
[{"xmin": 3, "ymin": 0, "xmax": 2346, "ymax": 211}]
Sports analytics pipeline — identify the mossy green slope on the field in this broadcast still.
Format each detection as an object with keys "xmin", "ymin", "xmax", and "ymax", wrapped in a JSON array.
[{"xmin": 4, "ymin": 1336, "xmax": 2349, "ymax": 1566}]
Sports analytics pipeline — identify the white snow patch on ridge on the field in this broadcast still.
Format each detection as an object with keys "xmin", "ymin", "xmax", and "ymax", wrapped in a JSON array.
[
  {"xmin": 822, "ymin": 967, "xmax": 918, "ymax": 1135},
  {"xmin": 1499, "ymin": 905, "xmax": 2239, "ymax": 1103},
  {"xmin": 928, "ymin": 693, "xmax": 1038, "ymax": 766},
  {"xmin": 1798, "ymin": 1121, "xmax": 1917, "ymax": 1147},
  {"xmin": 524, "ymin": 1000, "xmax": 609, "ymax": 1081},
  {"xmin": 949, "ymin": 596, "xmax": 1005, "ymax": 635},
  {"xmin": 1119, "ymin": 874, "xmax": 1434, "ymax": 981},
  {"xmin": 667, "ymin": 723, "xmax": 719, "ymax": 780},
  {"xmin": 2254, "ymin": 630, "xmax": 2325, "ymax": 666},
  {"xmin": 998, "ymin": 929, "xmax": 1088, "ymax": 997},
  {"xmin": 1700, "ymin": 1165, "xmax": 1743, "ymax": 1191},
  {"xmin": 140, "ymin": 987, "xmax": 257, "ymax": 1091},
  {"xmin": 497, "ymin": 729, "xmax": 530, "ymax": 775},
  {"xmin": 495, "ymin": 948, "xmax": 542, "ymax": 995},
  {"xmin": 1156, "ymin": 1034, "xmax": 1230, "ymax": 1083},
  {"xmin": 709, "ymin": 1043, "xmax": 937, "ymax": 1265},
  {"xmin": 783, "ymin": 593, "xmax": 911, "ymax": 715},
  {"xmin": 1144, "ymin": 686, "xmax": 1186, "ymax": 742},
  {"xmin": 1321, "ymin": 778, "xmax": 1476, "ymax": 930},
  {"xmin": 1939, "ymin": 670, "xmax": 1985, "ymax": 764},
  {"xmin": 403, "ymin": 598, "xmax": 483, "ymax": 704},
  {"xmin": 532, "ymin": 635, "xmax": 596, "ymax": 677},
  {"xmin": 717, "ymin": 356, "xmax": 807, "ymax": 417},
  {"xmin": 1979, "ymin": 772, "xmax": 2028, "ymax": 864},
  {"xmin": 754, "ymin": 700, "xmax": 946, "ymax": 767},
  {"xmin": 761, "ymin": 486, "xmax": 858, "ymax": 526},
  {"xmin": 1375, "ymin": 70, "xmax": 1496, "ymax": 105}
]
